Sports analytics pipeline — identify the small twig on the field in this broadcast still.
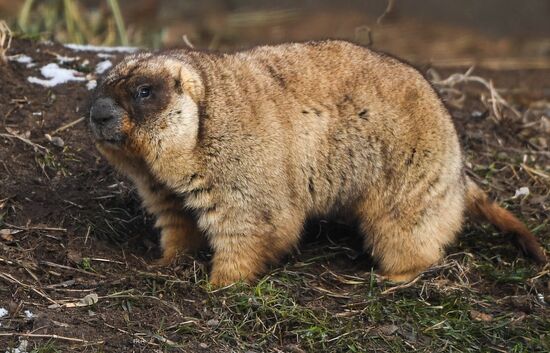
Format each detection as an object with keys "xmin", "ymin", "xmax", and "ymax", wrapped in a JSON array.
[
  {"xmin": 102, "ymin": 293, "xmax": 183, "ymax": 316},
  {"xmin": 377, "ymin": 0, "xmax": 396, "ymax": 24},
  {"xmin": 89, "ymin": 257, "xmax": 124, "ymax": 264},
  {"xmin": 0, "ymin": 332, "xmax": 88, "ymax": 343},
  {"xmin": 0, "ymin": 130, "xmax": 49, "ymax": 153},
  {"xmin": 529, "ymin": 269, "xmax": 549, "ymax": 281},
  {"xmin": 40, "ymin": 261, "xmax": 106, "ymax": 278},
  {"xmin": 311, "ymin": 286, "xmax": 352, "ymax": 299},
  {"xmin": 0, "ymin": 272, "xmax": 59, "ymax": 305},
  {"xmin": 430, "ymin": 68, "xmax": 521, "ymax": 123},
  {"xmin": 84, "ymin": 225, "xmax": 91, "ymax": 245},
  {"xmin": 3, "ymin": 222, "xmax": 67, "ymax": 232},
  {"xmin": 63, "ymin": 199, "xmax": 84, "ymax": 209},
  {"xmin": 0, "ymin": 256, "xmax": 39, "ymax": 283},
  {"xmin": 50, "ymin": 116, "xmax": 85, "ymax": 135},
  {"xmin": 182, "ymin": 34, "xmax": 194, "ymax": 48},
  {"xmin": 381, "ymin": 275, "xmax": 422, "ymax": 295},
  {"xmin": 521, "ymin": 163, "xmax": 550, "ymax": 179}
]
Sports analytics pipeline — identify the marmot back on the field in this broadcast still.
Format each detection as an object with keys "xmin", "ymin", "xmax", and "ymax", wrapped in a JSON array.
[{"xmin": 90, "ymin": 40, "xmax": 547, "ymax": 286}]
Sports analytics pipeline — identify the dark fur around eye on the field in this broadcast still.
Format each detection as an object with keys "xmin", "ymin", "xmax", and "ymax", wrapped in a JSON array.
[{"xmin": 136, "ymin": 85, "xmax": 152, "ymax": 99}]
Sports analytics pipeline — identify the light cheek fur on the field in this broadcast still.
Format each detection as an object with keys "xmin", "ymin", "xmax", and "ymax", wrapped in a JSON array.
[
  {"xmin": 135, "ymin": 95, "xmax": 199, "ymax": 170},
  {"xmin": 93, "ymin": 40, "xmax": 546, "ymax": 286}
]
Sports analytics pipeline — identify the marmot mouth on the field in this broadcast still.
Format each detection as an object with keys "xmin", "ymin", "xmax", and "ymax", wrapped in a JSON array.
[
  {"xmin": 94, "ymin": 137, "xmax": 123, "ymax": 147},
  {"xmin": 89, "ymin": 122, "xmax": 124, "ymax": 145}
]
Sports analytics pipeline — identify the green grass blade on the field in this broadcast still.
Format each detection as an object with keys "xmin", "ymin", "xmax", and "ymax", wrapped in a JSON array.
[
  {"xmin": 106, "ymin": 0, "xmax": 128, "ymax": 46},
  {"xmin": 17, "ymin": 0, "xmax": 35, "ymax": 32}
]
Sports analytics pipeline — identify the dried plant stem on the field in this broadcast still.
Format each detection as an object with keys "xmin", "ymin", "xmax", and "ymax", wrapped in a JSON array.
[
  {"xmin": 0, "ymin": 127, "xmax": 49, "ymax": 153},
  {"xmin": 17, "ymin": 0, "xmax": 35, "ymax": 31},
  {"xmin": 381, "ymin": 275, "xmax": 422, "ymax": 295},
  {"xmin": 0, "ymin": 20, "xmax": 12, "ymax": 63},
  {"xmin": 0, "ymin": 332, "xmax": 89, "ymax": 343},
  {"xmin": 430, "ymin": 67, "xmax": 520, "ymax": 122},
  {"xmin": 377, "ymin": 0, "xmax": 396, "ymax": 24},
  {"xmin": 0, "ymin": 272, "xmax": 59, "ymax": 305},
  {"xmin": 50, "ymin": 116, "xmax": 85, "ymax": 135},
  {"xmin": 107, "ymin": 0, "xmax": 129, "ymax": 46}
]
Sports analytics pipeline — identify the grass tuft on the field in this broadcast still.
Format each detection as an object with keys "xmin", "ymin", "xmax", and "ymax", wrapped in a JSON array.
[{"xmin": 15, "ymin": 0, "xmax": 128, "ymax": 46}]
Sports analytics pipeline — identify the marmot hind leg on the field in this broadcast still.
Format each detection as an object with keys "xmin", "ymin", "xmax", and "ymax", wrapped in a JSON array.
[{"xmin": 356, "ymin": 189, "xmax": 465, "ymax": 282}]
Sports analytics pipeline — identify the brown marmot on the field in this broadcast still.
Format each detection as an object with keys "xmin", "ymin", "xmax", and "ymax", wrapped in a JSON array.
[{"xmin": 89, "ymin": 40, "xmax": 547, "ymax": 286}]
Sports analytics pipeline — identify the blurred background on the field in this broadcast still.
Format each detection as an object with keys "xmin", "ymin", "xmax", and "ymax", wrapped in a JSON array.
[{"xmin": 1, "ymin": 0, "xmax": 550, "ymax": 67}]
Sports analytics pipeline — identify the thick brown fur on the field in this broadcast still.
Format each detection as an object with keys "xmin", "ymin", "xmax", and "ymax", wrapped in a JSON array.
[
  {"xmin": 465, "ymin": 178, "xmax": 547, "ymax": 264},
  {"xmin": 89, "ymin": 40, "xmax": 547, "ymax": 286}
]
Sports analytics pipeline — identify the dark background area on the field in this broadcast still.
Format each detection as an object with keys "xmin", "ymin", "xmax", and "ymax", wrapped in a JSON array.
[{"xmin": 1, "ymin": 0, "xmax": 550, "ymax": 65}]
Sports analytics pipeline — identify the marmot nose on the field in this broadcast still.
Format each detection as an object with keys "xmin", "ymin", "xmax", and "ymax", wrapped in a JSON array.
[{"xmin": 90, "ymin": 97, "xmax": 119, "ymax": 126}]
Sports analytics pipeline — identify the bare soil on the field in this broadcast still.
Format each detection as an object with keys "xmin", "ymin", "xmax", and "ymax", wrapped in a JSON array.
[{"xmin": 0, "ymin": 39, "xmax": 548, "ymax": 352}]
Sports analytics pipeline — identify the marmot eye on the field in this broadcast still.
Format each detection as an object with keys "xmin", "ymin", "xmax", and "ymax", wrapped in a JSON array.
[{"xmin": 137, "ymin": 85, "xmax": 151, "ymax": 99}]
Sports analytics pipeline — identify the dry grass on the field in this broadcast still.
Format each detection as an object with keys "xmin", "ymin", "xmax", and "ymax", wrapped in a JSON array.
[
  {"xmin": 16, "ymin": 0, "xmax": 128, "ymax": 45},
  {"xmin": 0, "ymin": 20, "xmax": 12, "ymax": 63},
  {"xmin": 429, "ymin": 67, "xmax": 521, "ymax": 123}
]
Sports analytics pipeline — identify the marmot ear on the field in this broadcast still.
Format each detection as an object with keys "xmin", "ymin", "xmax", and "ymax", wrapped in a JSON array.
[
  {"xmin": 179, "ymin": 67, "xmax": 204, "ymax": 103},
  {"xmin": 166, "ymin": 59, "xmax": 204, "ymax": 103}
]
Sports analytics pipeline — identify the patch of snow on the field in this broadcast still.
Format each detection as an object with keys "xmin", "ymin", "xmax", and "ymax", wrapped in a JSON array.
[
  {"xmin": 0, "ymin": 307, "xmax": 8, "ymax": 318},
  {"xmin": 56, "ymin": 55, "xmax": 79, "ymax": 64},
  {"xmin": 8, "ymin": 54, "xmax": 33, "ymax": 64},
  {"xmin": 65, "ymin": 43, "xmax": 138, "ymax": 53},
  {"xmin": 87, "ymin": 80, "xmax": 97, "ymax": 90},
  {"xmin": 28, "ymin": 63, "xmax": 85, "ymax": 87},
  {"xmin": 98, "ymin": 53, "xmax": 114, "ymax": 59},
  {"xmin": 23, "ymin": 310, "xmax": 34, "ymax": 319},
  {"xmin": 95, "ymin": 60, "xmax": 112, "ymax": 74},
  {"xmin": 26, "ymin": 63, "xmax": 36, "ymax": 68}
]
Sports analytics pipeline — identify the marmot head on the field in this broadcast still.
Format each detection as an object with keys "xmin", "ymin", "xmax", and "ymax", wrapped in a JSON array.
[{"xmin": 89, "ymin": 52, "xmax": 204, "ymax": 162}]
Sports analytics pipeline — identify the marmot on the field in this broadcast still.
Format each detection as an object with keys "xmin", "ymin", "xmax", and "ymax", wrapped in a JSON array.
[{"xmin": 89, "ymin": 40, "xmax": 547, "ymax": 286}]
